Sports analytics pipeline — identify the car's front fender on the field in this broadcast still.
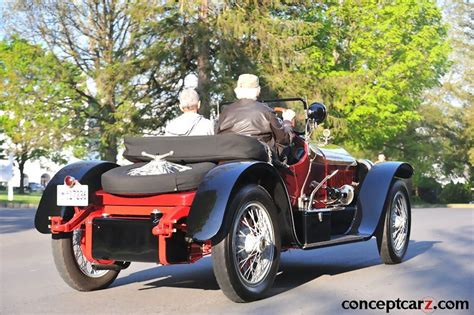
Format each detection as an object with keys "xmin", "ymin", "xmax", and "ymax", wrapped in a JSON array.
[
  {"xmin": 35, "ymin": 160, "xmax": 118, "ymax": 234},
  {"xmin": 353, "ymin": 162, "xmax": 413, "ymax": 237}
]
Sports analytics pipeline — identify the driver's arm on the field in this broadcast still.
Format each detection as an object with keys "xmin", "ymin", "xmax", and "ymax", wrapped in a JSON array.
[{"xmin": 268, "ymin": 110, "xmax": 293, "ymax": 145}]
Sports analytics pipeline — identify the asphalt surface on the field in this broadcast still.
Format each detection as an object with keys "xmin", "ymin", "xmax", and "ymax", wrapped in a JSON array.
[{"xmin": 1, "ymin": 207, "xmax": 473, "ymax": 314}]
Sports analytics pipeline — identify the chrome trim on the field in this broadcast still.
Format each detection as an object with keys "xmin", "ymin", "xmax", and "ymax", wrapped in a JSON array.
[
  {"xmin": 391, "ymin": 191, "xmax": 409, "ymax": 255},
  {"xmin": 339, "ymin": 184, "xmax": 355, "ymax": 205},
  {"xmin": 232, "ymin": 201, "xmax": 275, "ymax": 285},
  {"xmin": 306, "ymin": 206, "xmax": 347, "ymax": 213},
  {"xmin": 307, "ymin": 170, "xmax": 339, "ymax": 210}
]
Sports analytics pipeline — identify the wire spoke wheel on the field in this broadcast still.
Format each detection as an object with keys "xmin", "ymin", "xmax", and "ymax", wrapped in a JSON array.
[
  {"xmin": 212, "ymin": 185, "xmax": 281, "ymax": 302},
  {"xmin": 376, "ymin": 180, "xmax": 411, "ymax": 264},
  {"xmin": 390, "ymin": 192, "xmax": 408, "ymax": 256},
  {"xmin": 232, "ymin": 202, "xmax": 275, "ymax": 286},
  {"xmin": 72, "ymin": 230, "xmax": 108, "ymax": 278}
]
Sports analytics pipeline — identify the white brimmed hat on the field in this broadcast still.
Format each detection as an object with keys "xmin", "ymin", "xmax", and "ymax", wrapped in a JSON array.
[
  {"xmin": 236, "ymin": 74, "xmax": 260, "ymax": 89},
  {"xmin": 234, "ymin": 74, "xmax": 261, "ymax": 100}
]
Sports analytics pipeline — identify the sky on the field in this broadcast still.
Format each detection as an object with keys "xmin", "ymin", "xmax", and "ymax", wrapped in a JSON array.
[{"xmin": 0, "ymin": 1, "xmax": 9, "ymax": 40}]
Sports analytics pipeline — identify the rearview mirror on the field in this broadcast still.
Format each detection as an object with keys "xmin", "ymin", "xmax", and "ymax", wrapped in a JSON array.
[{"xmin": 307, "ymin": 102, "xmax": 327, "ymax": 124}]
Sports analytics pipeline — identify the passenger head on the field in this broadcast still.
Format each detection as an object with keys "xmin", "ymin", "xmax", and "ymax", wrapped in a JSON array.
[
  {"xmin": 179, "ymin": 88, "xmax": 200, "ymax": 112},
  {"xmin": 234, "ymin": 74, "xmax": 261, "ymax": 100}
]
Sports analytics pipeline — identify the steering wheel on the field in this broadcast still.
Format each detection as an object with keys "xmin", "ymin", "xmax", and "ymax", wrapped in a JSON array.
[{"xmin": 274, "ymin": 106, "xmax": 305, "ymax": 136}]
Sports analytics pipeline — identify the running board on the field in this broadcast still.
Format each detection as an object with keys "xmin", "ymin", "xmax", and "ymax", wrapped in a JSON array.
[{"xmin": 302, "ymin": 234, "xmax": 371, "ymax": 250}]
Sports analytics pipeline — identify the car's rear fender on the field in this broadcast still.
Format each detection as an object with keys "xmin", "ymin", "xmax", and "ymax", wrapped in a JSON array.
[
  {"xmin": 35, "ymin": 160, "xmax": 118, "ymax": 234},
  {"xmin": 187, "ymin": 161, "xmax": 297, "ymax": 246},
  {"xmin": 353, "ymin": 162, "xmax": 413, "ymax": 237}
]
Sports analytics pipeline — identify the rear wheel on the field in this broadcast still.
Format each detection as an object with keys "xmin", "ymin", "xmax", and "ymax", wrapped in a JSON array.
[
  {"xmin": 212, "ymin": 185, "xmax": 281, "ymax": 302},
  {"xmin": 52, "ymin": 229, "xmax": 119, "ymax": 291},
  {"xmin": 376, "ymin": 180, "xmax": 411, "ymax": 264}
]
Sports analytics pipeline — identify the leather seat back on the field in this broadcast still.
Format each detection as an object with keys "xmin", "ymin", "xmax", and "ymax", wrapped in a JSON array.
[{"xmin": 123, "ymin": 134, "xmax": 269, "ymax": 164}]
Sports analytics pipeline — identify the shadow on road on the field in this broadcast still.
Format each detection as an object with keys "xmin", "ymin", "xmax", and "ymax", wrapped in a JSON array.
[
  {"xmin": 0, "ymin": 208, "xmax": 36, "ymax": 234},
  {"xmin": 269, "ymin": 239, "xmax": 439, "ymax": 297},
  {"xmin": 405, "ymin": 239, "xmax": 441, "ymax": 261},
  {"xmin": 112, "ymin": 239, "xmax": 440, "ymax": 298},
  {"xmin": 113, "ymin": 257, "xmax": 219, "ymax": 291}
]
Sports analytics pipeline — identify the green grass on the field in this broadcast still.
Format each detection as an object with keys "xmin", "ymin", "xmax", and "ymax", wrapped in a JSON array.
[{"xmin": 0, "ymin": 191, "xmax": 43, "ymax": 205}]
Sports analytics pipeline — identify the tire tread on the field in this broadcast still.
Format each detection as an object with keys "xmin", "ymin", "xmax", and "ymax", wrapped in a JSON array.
[
  {"xmin": 212, "ymin": 184, "xmax": 281, "ymax": 302},
  {"xmin": 52, "ymin": 234, "xmax": 119, "ymax": 291}
]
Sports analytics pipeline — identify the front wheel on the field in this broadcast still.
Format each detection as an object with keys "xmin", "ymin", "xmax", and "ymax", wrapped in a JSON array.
[
  {"xmin": 212, "ymin": 185, "xmax": 281, "ymax": 302},
  {"xmin": 52, "ymin": 229, "xmax": 119, "ymax": 291},
  {"xmin": 376, "ymin": 180, "xmax": 411, "ymax": 264}
]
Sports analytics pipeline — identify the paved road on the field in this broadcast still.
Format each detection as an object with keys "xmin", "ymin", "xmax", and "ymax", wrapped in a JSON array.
[{"xmin": 1, "ymin": 207, "xmax": 473, "ymax": 314}]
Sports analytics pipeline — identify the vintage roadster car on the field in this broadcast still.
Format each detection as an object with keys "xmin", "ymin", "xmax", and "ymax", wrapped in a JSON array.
[{"xmin": 35, "ymin": 98, "xmax": 413, "ymax": 302}]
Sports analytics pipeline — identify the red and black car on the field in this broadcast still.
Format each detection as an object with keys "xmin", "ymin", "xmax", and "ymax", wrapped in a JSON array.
[{"xmin": 35, "ymin": 99, "xmax": 413, "ymax": 302}]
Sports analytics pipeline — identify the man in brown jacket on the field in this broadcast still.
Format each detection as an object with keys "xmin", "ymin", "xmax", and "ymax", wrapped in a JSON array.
[{"xmin": 216, "ymin": 74, "xmax": 295, "ymax": 160}]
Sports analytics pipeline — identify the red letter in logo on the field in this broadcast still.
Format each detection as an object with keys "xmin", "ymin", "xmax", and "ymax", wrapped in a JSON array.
[{"xmin": 421, "ymin": 297, "xmax": 437, "ymax": 314}]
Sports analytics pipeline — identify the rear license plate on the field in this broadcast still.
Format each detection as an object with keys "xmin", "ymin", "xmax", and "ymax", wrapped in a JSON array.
[{"xmin": 57, "ymin": 184, "xmax": 89, "ymax": 206}]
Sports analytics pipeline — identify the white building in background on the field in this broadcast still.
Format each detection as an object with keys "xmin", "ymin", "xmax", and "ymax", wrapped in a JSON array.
[
  {"xmin": 7, "ymin": 146, "xmax": 130, "ymax": 188},
  {"xmin": 8, "ymin": 155, "xmax": 81, "ymax": 188}
]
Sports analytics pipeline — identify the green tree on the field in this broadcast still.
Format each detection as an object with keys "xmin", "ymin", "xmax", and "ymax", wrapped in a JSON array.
[
  {"xmin": 6, "ymin": 0, "xmax": 181, "ymax": 162},
  {"xmin": 422, "ymin": 0, "xmax": 473, "ymax": 182},
  {"xmin": 143, "ymin": 1, "xmax": 449, "ymax": 149},
  {"xmin": 390, "ymin": 0, "xmax": 472, "ymax": 186},
  {"xmin": 387, "ymin": 103, "xmax": 466, "ymax": 186},
  {"xmin": 439, "ymin": 182, "xmax": 472, "ymax": 204},
  {"xmin": 0, "ymin": 37, "xmax": 81, "ymax": 193},
  {"xmin": 299, "ymin": 1, "xmax": 449, "ymax": 154},
  {"xmin": 135, "ymin": 0, "xmax": 318, "ymax": 116}
]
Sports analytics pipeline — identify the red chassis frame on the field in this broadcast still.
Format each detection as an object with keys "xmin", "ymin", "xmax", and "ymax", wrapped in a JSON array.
[{"xmin": 49, "ymin": 190, "xmax": 211, "ymax": 266}]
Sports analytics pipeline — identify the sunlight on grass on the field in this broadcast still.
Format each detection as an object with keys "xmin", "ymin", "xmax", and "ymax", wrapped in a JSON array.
[{"xmin": 0, "ymin": 192, "xmax": 42, "ymax": 204}]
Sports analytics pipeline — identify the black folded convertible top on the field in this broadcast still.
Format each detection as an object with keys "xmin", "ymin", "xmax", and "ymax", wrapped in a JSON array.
[
  {"xmin": 123, "ymin": 134, "xmax": 269, "ymax": 163},
  {"xmin": 102, "ymin": 162, "xmax": 216, "ymax": 194}
]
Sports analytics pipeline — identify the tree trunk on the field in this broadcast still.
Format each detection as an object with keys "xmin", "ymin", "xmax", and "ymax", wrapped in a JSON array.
[
  {"xmin": 98, "ymin": 65, "xmax": 118, "ymax": 163},
  {"xmin": 99, "ymin": 107, "xmax": 118, "ymax": 163},
  {"xmin": 102, "ymin": 134, "xmax": 118, "ymax": 163},
  {"xmin": 18, "ymin": 155, "xmax": 27, "ymax": 194},
  {"xmin": 197, "ymin": 0, "xmax": 211, "ymax": 117}
]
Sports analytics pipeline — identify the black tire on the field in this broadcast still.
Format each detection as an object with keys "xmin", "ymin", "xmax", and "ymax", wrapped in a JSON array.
[
  {"xmin": 376, "ymin": 179, "xmax": 411, "ymax": 264},
  {"xmin": 52, "ymin": 230, "xmax": 119, "ymax": 291},
  {"xmin": 212, "ymin": 185, "xmax": 281, "ymax": 302}
]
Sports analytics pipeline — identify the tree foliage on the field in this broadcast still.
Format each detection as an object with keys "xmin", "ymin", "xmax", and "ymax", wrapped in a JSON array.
[
  {"xmin": 145, "ymin": 1, "xmax": 449, "ymax": 150},
  {"xmin": 4, "ymin": 0, "xmax": 452, "ymax": 175},
  {"xmin": 300, "ymin": 1, "xmax": 449, "ymax": 153},
  {"xmin": 439, "ymin": 182, "xmax": 472, "ymax": 204},
  {"xmin": 135, "ymin": 0, "xmax": 317, "ymax": 113},
  {"xmin": 6, "ymin": 0, "xmax": 182, "ymax": 162},
  {"xmin": 434, "ymin": 0, "xmax": 473, "ymax": 181},
  {"xmin": 0, "ymin": 37, "xmax": 81, "ymax": 192}
]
